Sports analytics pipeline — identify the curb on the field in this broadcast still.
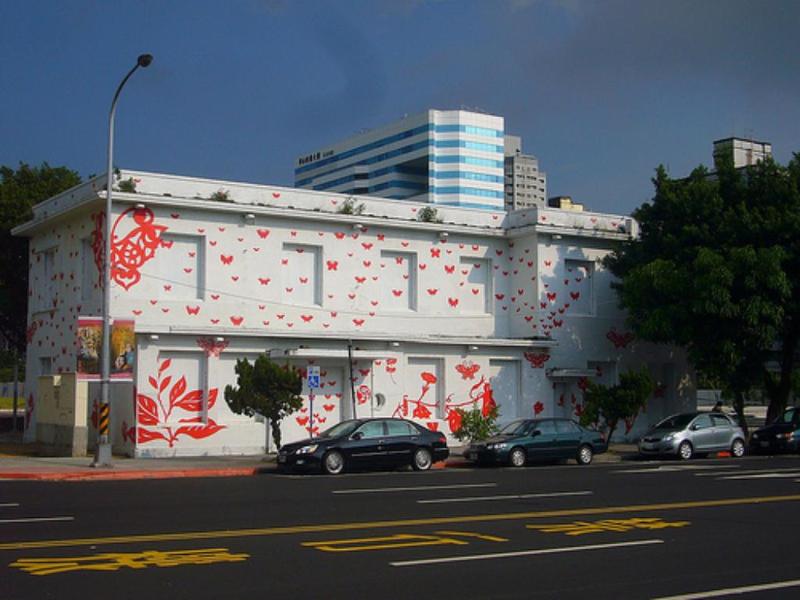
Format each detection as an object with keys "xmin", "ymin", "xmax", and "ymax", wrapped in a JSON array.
[{"xmin": 0, "ymin": 467, "xmax": 271, "ymax": 482}]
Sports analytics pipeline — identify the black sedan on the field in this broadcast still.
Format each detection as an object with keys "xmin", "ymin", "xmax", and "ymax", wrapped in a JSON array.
[
  {"xmin": 465, "ymin": 418, "xmax": 607, "ymax": 466},
  {"xmin": 277, "ymin": 418, "xmax": 449, "ymax": 474},
  {"xmin": 750, "ymin": 406, "xmax": 800, "ymax": 454}
]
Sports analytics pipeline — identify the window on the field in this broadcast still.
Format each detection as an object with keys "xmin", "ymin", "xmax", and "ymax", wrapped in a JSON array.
[
  {"xmin": 460, "ymin": 257, "xmax": 491, "ymax": 313},
  {"xmin": 693, "ymin": 415, "xmax": 713, "ymax": 430},
  {"xmin": 535, "ymin": 420, "xmax": 556, "ymax": 435},
  {"xmin": 563, "ymin": 259, "xmax": 594, "ymax": 315},
  {"xmin": 710, "ymin": 414, "xmax": 732, "ymax": 427},
  {"xmin": 355, "ymin": 421, "xmax": 385, "ymax": 439},
  {"xmin": 555, "ymin": 420, "xmax": 580, "ymax": 434},
  {"xmin": 39, "ymin": 356, "xmax": 53, "ymax": 376},
  {"xmin": 283, "ymin": 244, "xmax": 322, "ymax": 306},
  {"xmin": 386, "ymin": 420, "xmax": 414, "ymax": 436},
  {"xmin": 381, "ymin": 251, "xmax": 417, "ymax": 311}
]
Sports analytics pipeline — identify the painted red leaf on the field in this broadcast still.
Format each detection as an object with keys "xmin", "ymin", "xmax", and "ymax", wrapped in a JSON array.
[
  {"xmin": 148, "ymin": 376, "xmax": 158, "ymax": 390},
  {"xmin": 169, "ymin": 376, "xmax": 187, "ymax": 405},
  {"xmin": 159, "ymin": 359, "xmax": 172, "ymax": 373},
  {"xmin": 137, "ymin": 394, "xmax": 159, "ymax": 426},
  {"xmin": 174, "ymin": 389, "xmax": 203, "ymax": 412},
  {"xmin": 159, "ymin": 376, "xmax": 172, "ymax": 393},
  {"xmin": 137, "ymin": 426, "xmax": 168, "ymax": 444},
  {"xmin": 173, "ymin": 419, "xmax": 225, "ymax": 440},
  {"xmin": 207, "ymin": 388, "xmax": 218, "ymax": 409}
]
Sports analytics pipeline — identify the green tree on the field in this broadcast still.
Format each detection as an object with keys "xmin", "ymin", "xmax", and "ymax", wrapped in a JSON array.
[
  {"xmin": 580, "ymin": 369, "xmax": 654, "ymax": 441},
  {"xmin": 452, "ymin": 405, "xmax": 499, "ymax": 443},
  {"xmin": 224, "ymin": 354, "xmax": 303, "ymax": 448},
  {"xmin": 606, "ymin": 154, "xmax": 800, "ymax": 426},
  {"xmin": 0, "ymin": 163, "xmax": 81, "ymax": 353}
]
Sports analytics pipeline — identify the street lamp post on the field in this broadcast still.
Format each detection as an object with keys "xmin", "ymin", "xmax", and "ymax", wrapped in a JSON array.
[{"xmin": 93, "ymin": 54, "xmax": 153, "ymax": 467}]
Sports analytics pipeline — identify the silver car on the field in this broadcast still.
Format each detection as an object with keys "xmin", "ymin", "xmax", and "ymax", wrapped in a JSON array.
[{"xmin": 638, "ymin": 412, "xmax": 746, "ymax": 460}]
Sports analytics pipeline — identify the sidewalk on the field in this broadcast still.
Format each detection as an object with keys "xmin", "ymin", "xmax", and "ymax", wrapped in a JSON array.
[{"xmin": 0, "ymin": 431, "xmax": 636, "ymax": 481}]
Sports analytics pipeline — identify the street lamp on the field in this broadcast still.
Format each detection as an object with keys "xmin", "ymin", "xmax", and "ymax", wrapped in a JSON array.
[{"xmin": 93, "ymin": 53, "xmax": 153, "ymax": 467}]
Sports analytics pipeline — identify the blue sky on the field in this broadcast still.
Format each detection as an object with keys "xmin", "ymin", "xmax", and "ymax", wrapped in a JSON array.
[{"xmin": 1, "ymin": 0, "xmax": 798, "ymax": 215}]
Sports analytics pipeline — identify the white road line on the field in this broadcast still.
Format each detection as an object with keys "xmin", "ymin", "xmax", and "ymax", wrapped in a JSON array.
[
  {"xmin": 0, "ymin": 503, "xmax": 20, "ymax": 508},
  {"xmin": 391, "ymin": 538, "xmax": 664, "ymax": 567},
  {"xmin": 0, "ymin": 516, "xmax": 74, "ymax": 524},
  {"xmin": 417, "ymin": 491, "xmax": 593, "ymax": 504},
  {"xmin": 695, "ymin": 467, "xmax": 800, "ymax": 477},
  {"xmin": 333, "ymin": 483, "xmax": 497, "ymax": 494},
  {"xmin": 615, "ymin": 465, "xmax": 741, "ymax": 474},
  {"xmin": 719, "ymin": 471, "xmax": 800, "ymax": 480},
  {"xmin": 652, "ymin": 577, "xmax": 800, "ymax": 599}
]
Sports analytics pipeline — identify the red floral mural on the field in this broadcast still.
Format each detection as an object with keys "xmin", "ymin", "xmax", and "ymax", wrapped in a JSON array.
[
  {"xmin": 136, "ymin": 359, "xmax": 224, "ymax": 447},
  {"xmin": 606, "ymin": 328, "xmax": 635, "ymax": 349},
  {"xmin": 111, "ymin": 207, "xmax": 169, "ymax": 290}
]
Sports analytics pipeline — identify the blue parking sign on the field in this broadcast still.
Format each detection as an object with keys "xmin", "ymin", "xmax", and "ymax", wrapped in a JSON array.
[{"xmin": 307, "ymin": 366, "xmax": 320, "ymax": 389}]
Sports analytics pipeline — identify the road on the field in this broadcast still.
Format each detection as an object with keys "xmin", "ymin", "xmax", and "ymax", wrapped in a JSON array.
[{"xmin": 3, "ymin": 455, "xmax": 800, "ymax": 599}]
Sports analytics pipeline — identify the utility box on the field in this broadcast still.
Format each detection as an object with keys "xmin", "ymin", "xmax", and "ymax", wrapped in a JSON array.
[{"xmin": 36, "ymin": 373, "xmax": 89, "ymax": 456}]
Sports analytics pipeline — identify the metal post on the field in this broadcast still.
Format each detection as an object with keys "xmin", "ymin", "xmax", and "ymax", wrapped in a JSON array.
[
  {"xmin": 347, "ymin": 341, "xmax": 356, "ymax": 419},
  {"xmin": 12, "ymin": 350, "xmax": 19, "ymax": 432},
  {"xmin": 93, "ymin": 54, "xmax": 153, "ymax": 467}
]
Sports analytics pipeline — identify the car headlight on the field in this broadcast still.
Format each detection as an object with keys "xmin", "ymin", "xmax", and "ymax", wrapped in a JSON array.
[
  {"xmin": 296, "ymin": 444, "xmax": 318, "ymax": 454},
  {"xmin": 662, "ymin": 433, "xmax": 675, "ymax": 442},
  {"xmin": 751, "ymin": 432, "xmax": 759, "ymax": 439},
  {"xmin": 492, "ymin": 442, "xmax": 508, "ymax": 450}
]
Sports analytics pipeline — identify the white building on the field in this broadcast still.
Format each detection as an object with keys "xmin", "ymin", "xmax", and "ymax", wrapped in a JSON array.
[
  {"xmin": 14, "ymin": 170, "xmax": 694, "ymax": 457},
  {"xmin": 294, "ymin": 110, "xmax": 507, "ymax": 210}
]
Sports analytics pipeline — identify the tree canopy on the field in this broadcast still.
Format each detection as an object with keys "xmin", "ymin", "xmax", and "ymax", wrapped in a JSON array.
[
  {"xmin": 581, "ymin": 368, "xmax": 653, "ymax": 441},
  {"xmin": 0, "ymin": 163, "xmax": 81, "ymax": 353},
  {"xmin": 606, "ymin": 154, "xmax": 800, "ymax": 425},
  {"xmin": 224, "ymin": 354, "xmax": 303, "ymax": 448}
]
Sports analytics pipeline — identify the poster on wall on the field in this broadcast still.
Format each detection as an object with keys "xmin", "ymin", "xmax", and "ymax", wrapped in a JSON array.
[{"xmin": 77, "ymin": 317, "xmax": 135, "ymax": 380}]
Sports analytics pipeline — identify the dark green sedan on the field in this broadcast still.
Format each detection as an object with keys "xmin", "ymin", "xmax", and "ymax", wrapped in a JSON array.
[{"xmin": 465, "ymin": 418, "xmax": 607, "ymax": 467}]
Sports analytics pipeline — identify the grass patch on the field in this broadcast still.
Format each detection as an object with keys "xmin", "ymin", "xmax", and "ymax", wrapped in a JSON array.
[{"xmin": 0, "ymin": 397, "xmax": 25, "ymax": 410}]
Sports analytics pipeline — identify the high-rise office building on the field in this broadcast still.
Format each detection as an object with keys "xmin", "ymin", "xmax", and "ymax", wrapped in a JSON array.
[
  {"xmin": 503, "ymin": 135, "xmax": 547, "ymax": 211},
  {"xmin": 294, "ymin": 110, "xmax": 507, "ymax": 210}
]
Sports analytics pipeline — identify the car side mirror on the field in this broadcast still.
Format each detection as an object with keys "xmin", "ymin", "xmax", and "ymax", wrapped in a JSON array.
[
  {"xmin": 690, "ymin": 424, "xmax": 700, "ymax": 431},
  {"xmin": 351, "ymin": 431, "xmax": 364, "ymax": 441},
  {"xmin": 531, "ymin": 430, "xmax": 541, "ymax": 437}
]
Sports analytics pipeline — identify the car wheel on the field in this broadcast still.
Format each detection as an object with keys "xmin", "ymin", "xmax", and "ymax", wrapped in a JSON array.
[
  {"xmin": 322, "ymin": 450, "xmax": 345, "ymax": 475},
  {"xmin": 577, "ymin": 444, "xmax": 593, "ymax": 465},
  {"xmin": 731, "ymin": 438, "xmax": 746, "ymax": 458},
  {"xmin": 678, "ymin": 440, "xmax": 693, "ymax": 460},
  {"xmin": 509, "ymin": 447, "xmax": 526, "ymax": 468},
  {"xmin": 412, "ymin": 447, "xmax": 433, "ymax": 471}
]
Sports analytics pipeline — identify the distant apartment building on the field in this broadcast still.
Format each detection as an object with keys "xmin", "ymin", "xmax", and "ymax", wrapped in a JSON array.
[
  {"xmin": 712, "ymin": 137, "xmax": 772, "ymax": 169},
  {"xmin": 548, "ymin": 195, "xmax": 584, "ymax": 211},
  {"xmin": 295, "ymin": 110, "xmax": 512, "ymax": 211},
  {"xmin": 503, "ymin": 135, "xmax": 547, "ymax": 211}
]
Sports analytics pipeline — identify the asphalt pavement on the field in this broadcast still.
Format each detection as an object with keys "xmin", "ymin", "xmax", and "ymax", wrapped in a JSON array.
[{"xmin": 3, "ymin": 453, "xmax": 800, "ymax": 599}]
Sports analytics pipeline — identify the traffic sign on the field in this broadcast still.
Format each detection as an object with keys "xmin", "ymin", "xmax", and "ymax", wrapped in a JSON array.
[{"xmin": 307, "ymin": 366, "xmax": 320, "ymax": 389}]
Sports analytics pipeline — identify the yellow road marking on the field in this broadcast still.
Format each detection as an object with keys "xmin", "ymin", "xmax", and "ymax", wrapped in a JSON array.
[
  {"xmin": 526, "ymin": 517, "xmax": 691, "ymax": 536},
  {"xmin": 302, "ymin": 533, "xmax": 467, "ymax": 552},
  {"xmin": 10, "ymin": 548, "xmax": 248, "ymax": 576},
  {"xmin": 1, "ymin": 493, "xmax": 799, "ymax": 552},
  {"xmin": 434, "ymin": 530, "xmax": 509, "ymax": 542}
]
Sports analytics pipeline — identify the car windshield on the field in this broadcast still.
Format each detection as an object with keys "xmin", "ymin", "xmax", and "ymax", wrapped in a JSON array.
[
  {"xmin": 654, "ymin": 414, "xmax": 696, "ymax": 430},
  {"xmin": 498, "ymin": 420, "xmax": 530, "ymax": 435},
  {"xmin": 320, "ymin": 421, "xmax": 359, "ymax": 439},
  {"xmin": 780, "ymin": 408, "xmax": 798, "ymax": 424}
]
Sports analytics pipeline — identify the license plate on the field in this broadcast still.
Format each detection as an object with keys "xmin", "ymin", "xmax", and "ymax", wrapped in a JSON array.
[
  {"xmin": 467, "ymin": 452, "xmax": 476, "ymax": 460},
  {"xmin": 760, "ymin": 441, "xmax": 769, "ymax": 448},
  {"xmin": 278, "ymin": 455, "xmax": 287, "ymax": 463}
]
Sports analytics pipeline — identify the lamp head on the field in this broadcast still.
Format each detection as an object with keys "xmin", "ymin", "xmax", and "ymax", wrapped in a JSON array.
[{"xmin": 137, "ymin": 54, "xmax": 154, "ymax": 68}]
